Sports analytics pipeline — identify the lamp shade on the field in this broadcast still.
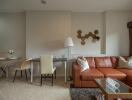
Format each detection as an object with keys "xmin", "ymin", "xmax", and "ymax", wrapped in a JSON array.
[{"xmin": 64, "ymin": 37, "xmax": 74, "ymax": 47}]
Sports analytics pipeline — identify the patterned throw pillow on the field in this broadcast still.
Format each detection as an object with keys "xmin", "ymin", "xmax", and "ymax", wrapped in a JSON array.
[{"xmin": 77, "ymin": 57, "xmax": 89, "ymax": 72}]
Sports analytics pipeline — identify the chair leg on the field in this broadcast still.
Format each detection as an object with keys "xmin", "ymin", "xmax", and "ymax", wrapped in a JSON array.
[
  {"xmin": 1, "ymin": 67, "xmax": 6, "ymax": 75},
  {"xmin": 25, "ymin": 70, "xmax": 28, "ymax": 81},
  {"xmin": 43, "ymin": 75, "xmax": 46, "ymax": 80},
  {"xmin": 13, "ymin": 70, "xmax": 17, "ymax": 82},
  {"xmin": 40, "ymin": 74, "xmax": 43, "ymax": 86},
  {"xmin": 29, "ymin": 69, "xmax": 31, "ymax": 75},
  {"xmin": 21, "ymin": 71, "xmax": 22, "ymax": 78},
  {"xmin": 51, "ymin": 74, "xmax": 53, "ymax": 86},
  {"xmin": 45, "ymin": 74, "xmax": 48, "ymax": 80},
  {"xmin": 54, "ymin": 70, "xmax": 56, "ymax": 79}
]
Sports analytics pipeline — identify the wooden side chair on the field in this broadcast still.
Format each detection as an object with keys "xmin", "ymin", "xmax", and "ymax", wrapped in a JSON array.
[
  {"xmin": 13, "ymin": 58, "xmax": 31, "ymax": 82},
  {"xmin": 40, "ymin": 55, "xmax": 56, "ymax": 86}
]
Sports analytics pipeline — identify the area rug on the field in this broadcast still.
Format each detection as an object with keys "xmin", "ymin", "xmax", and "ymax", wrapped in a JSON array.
[{"xmin": 70, "ymin": 86, "xmax": 104, "ymax": 100}]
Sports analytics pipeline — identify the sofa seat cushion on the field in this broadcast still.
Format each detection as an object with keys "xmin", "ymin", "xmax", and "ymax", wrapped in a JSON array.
[
  {"xmin": 117, "ymin": 69, "xmax": 132, "ymax": 76},
  {"xmin": 80, "ymin": 69, "xmax": 104, "ymax": 81},
  {"xmin": 117, "ymin": 69, "xmax": 132, "ymax": 86},
  {"xmin": 117, "ymin": 68, "xmax": 132, "ymax": 80},
  {"xmin": 97, "ymin": 68, "xmax": 126, "ymax": 80}
]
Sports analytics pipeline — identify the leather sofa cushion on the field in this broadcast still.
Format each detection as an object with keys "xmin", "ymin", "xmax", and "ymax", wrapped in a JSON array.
[
  {"xmin": 80, "ymin": 69, "xmax": 104, "ymax": 81},
  {"xmin": 117, "ymin": 69, "xmax": 132, "ymax": 76},
  {"xmin": 86, "ymin": 57, "xmax": 95, "ymax": 68},
  {"xmin": 111, "ymin": 56, "xmax": 119, "ymax": 68},
  {"xmin": 117, "ymin": 69, "xmax": 132, "ymax": 86},
  {"xmin": 95, "ymin": 57, "xmax": 113, "ymax": 68},
  {"xmin": 97, "ymin": 68, "xmax": 126, "ymax": 80}
]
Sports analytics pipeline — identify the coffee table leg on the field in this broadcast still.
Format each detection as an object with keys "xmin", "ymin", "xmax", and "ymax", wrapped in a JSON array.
[{"xmin": 105, "ymin": 95, "xmax": 113, "ymax": 100}]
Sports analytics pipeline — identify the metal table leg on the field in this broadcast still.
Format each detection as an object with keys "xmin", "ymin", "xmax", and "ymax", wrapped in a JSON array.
[
  {"xmin": 30, "ymin": 61, "xmax": 33, "ymax": 83},
  {"xmin": 64, "ymin": 61, "xmax": 67, "ymax": 82}
]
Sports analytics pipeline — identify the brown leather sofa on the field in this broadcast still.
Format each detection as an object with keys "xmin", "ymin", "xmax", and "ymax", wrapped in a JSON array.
[{"xmin": 72, "ymin": 56, "xmax": 132, "ymax": 88}]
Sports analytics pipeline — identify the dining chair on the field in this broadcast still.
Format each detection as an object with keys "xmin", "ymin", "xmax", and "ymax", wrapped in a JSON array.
[
  {"xmin": 13, "ymin": 58, "xmax": 31, "ymax": 82},
  {"xmin": 0, "ymin": 61, "xmax": 7, "ymax": 76},
  {"xmin": 40, "ymin": 55, "xmax": 56, "ymax": 86},
  {"xmin": 0, "ymin": 58, "xmax": 20, "ymax": 78}
]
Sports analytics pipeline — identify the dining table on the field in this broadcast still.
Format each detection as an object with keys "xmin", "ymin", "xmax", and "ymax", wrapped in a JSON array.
[
  {"xmin": 29, "ymin": 57, "xmax": 68, "ymax": 83},
  {"xmin": 0, "ymin": 57, "xmax": 68, "ymax": 83}
]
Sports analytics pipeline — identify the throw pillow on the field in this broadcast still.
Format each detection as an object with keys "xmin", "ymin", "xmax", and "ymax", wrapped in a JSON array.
[
  {"xmin": 128, "ymin": 56, "xmax": 132, "ymax": 67},
  {"xmin": 118, "ymin": 56, "xmax": 132, "ymax": 69},
  {"xmin": 118, "ymin": 57, "xmax": 128, "ymax": 69},
  {"xmin": 77, "ymin": 57, "xmax": 89, "ymax": 72}
]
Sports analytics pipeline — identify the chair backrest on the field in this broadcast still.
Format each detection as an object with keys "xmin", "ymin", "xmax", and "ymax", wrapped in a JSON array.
[
  {"xmin": 20, "ymin": 58, "xmax": 31, "ymax": 69},
  {"xmin": 40, "ymin": 55, "xmax": 54, "ymax": 74}
]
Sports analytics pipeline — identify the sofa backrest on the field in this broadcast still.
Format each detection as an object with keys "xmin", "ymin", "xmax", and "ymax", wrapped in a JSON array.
[
  {"xmin": 94, "ymin": 57, "xmax": 113, "ymax": 68},
  {"xmin": 77, "ymin": 56, "xmax": 128, "ymax": 68},
  {"xmin": 85, "ymin": 57, "xmax": 95, "ymax": 68},
  {"xmin": 110, "ymin": 56, "xmax": 119, "ymax": 68}
]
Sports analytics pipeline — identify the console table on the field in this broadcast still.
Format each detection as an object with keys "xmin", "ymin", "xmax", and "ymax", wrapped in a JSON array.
[{"xmin": 29, "ymin": 58, "xmax": 67, "ymax": 83}]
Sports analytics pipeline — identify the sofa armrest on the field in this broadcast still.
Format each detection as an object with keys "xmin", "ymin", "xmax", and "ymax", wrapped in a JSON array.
[{"xmin": 72, "ymin": 62, "xmax": 81, "ymax": 87}]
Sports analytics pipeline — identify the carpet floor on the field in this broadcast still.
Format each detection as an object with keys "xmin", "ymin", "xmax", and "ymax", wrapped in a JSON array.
[
  {"xmin": 70, "ymin": 87, "xmax": 104, "ymax": 100},
  {"xmin": 0, "ymin": 77, "xmax": 71, "ymax": 100}
]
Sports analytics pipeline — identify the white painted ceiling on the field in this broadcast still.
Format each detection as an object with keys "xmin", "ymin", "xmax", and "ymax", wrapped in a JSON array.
[{"xmin": 0, "ymin": 0, "xmax": 132, "ymax": 12}]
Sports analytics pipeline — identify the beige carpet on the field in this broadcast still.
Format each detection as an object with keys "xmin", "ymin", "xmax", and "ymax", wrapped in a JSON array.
[{"xmin": 0, "ymin": 77, "xmax": 71, "ymax": 100}]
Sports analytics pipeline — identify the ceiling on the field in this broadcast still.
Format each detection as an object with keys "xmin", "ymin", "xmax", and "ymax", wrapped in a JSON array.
[{"xmin": 0, "ymin": 0, "xmax": 132, "ymax": 12}]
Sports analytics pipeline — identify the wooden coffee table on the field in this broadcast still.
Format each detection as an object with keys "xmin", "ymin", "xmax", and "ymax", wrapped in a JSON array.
[{"xmin": 94, "ymin": 78, "xmax": 132, "ymax": 100}]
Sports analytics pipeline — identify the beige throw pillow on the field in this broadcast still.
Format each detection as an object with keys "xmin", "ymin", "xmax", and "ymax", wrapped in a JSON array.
[
  {"xmin": 118, "ymin": 56, "xmax": 132, "ymax": 69},
  {"xmin": 77, "ymin": 57, "xmax": 89, "ymax": 72},
  {"xmin": 128, "ymin": 56, "xmax": 132, "ymax": 67}
]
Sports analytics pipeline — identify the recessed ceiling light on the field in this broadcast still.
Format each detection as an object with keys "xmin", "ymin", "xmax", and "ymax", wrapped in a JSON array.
[{"xmin": 41, "ymin": 0, "xmax": 47, "ymax": 4}]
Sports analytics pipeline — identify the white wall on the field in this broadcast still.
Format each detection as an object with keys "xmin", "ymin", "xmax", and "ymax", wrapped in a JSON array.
[
  {"xmin": 106, "ymin": 11, "xmax": 132, "ymax": 56},
  {"xmin": 71, "ymin": 12, "xmax": 104, "ymax": 57},
  {"xmin": 1, "ymin": 11, "xmax": 130, "ymax": 59},
  {"xmin": 0, "ymin": 13, "xmax": 26, "ymax": 57},
  {"xmin": 26, "ymin": 11, "xmax": 71, "ymax": 58},
  {"xmin": 26, "ymin": 12, "xmax": 106, "ymax": 58}
]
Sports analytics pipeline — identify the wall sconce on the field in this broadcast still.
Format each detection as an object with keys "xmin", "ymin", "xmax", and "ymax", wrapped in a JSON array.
[{"xmin": 77, "ymin": 29, "xmax": 100, "ymax": 45}]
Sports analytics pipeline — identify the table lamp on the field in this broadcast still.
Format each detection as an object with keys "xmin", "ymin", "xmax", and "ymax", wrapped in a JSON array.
[{"xmin": 64, "ymin": 37, "xmax": 74, "ymax": 59}]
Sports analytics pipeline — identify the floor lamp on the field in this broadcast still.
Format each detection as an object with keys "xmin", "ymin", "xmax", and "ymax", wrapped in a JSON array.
[{"xmin": 64, "ymin": 37, "xmax": 74, "ymax": 80}]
